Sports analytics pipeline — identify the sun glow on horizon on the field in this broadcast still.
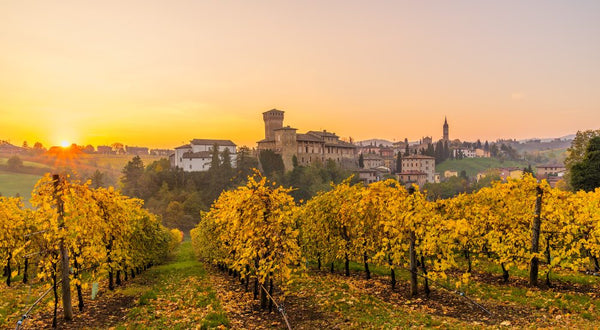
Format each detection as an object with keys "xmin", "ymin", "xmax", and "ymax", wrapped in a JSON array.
[{"xmin": 60, "ymin": 141, "xmax": 70, "ymax": 148}]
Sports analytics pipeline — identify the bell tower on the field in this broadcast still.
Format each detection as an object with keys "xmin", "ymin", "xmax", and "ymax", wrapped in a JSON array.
[{"xmin": 443, "ymin": 117, "xmax": 449, "ymax": 141}]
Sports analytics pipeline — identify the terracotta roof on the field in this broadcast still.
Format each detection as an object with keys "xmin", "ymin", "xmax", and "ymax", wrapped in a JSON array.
[
  {"xmin": 324, "ymin": 143, "xmax": 355, "ymax": 148},
  {"xmin": 182, "ymin": 151, "xmax": 212, "ymax": 159},
  {"xmin": 297, "ymin": 134, "xmax": 323, "ymax": 142},
  {"xmin": 307, "ymin": 130, "xmax": 338, "ymax": 138},
  {"xmin": 537, "ymin": 164, "xmax": 565, "ymax": 168},
  {"xmin": 274, "ymin": 126, "xmax": 297, "ymax": 131},
  {"xmin": 398, "ymin": 170, "xmax": 427, "ymax": 175},
  {"xmin": 362, "ymin": 154, "xmax": 383, "ymax": 160},
  {"xmin": 257, "ymin": 138, "xmax": 275, "ymax": 143},
  {"xmin": 403, "ymin": 155, "xmax": 435, "ymax": 160},
  {"xmin": 190, "ymin": 139, "xmax": 236, "ymax": 147},
  {"xmin": 175, "ymin": 144, "xmax": 191, "ymax": 150},
  {"xmin": 357, "ymin": 169, "xmax": 378, "ymax": 173}
]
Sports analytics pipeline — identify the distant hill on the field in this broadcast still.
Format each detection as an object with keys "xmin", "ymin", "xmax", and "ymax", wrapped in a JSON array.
[
  {"xmin": 356, "ymin": 139, "xmax": 394, "ymax": 147},
  {"xmin": 518, "ymin": 134, "xmax": 575, "ymax": 143},
  {"xmin": 436, "ymin": 158, "xmax": 528, "ymax": 178}
]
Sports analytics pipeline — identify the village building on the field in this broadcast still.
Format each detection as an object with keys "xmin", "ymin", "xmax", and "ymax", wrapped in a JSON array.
[
  {"xmin": 444, "ymin": 170, "xmax": 458, "ymax": 178},
  {"xmin": 397, "ymin": 171, "xmax": 429, "ymax": 187},
  {"xmin": 96, "ymin": 145, "xmax": 114, "ymax": 154},
  {"xmin": 453, "ymin": 148, "xmax": 477, "ymax": 158},
  {"xmin": 362, "ymin": 154, "xmax": 384, "ymax": 169},
  {"xmin": 396, "ymin": 154, "xmax": 437, "ymax": 186},
  {"xmin": 150, "ymin": 149, "xmax": 174, "ymax": 156},
  {"xmin": 125, "ymin": 146, "xmax": 149, "ymax": 156},
  {"xmin": 536, "ymin": 164, "xmax": 566, "ymax": 178},
  {"xmin": 257, "ymin": 109, "xmax": 357, "ymax": 171},
  {"xmin": 170, "ymin": 139, "xmax": 236, "ymax": 172},
  {"xmin": 477, "ymin": 168, "xmax": 523, "ymax": 181}
]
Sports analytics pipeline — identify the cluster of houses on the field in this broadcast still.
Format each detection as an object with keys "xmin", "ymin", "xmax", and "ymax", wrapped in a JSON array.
[{"xmin": 168, "ymin": 109, "xmax": 568, "ymax": 188}]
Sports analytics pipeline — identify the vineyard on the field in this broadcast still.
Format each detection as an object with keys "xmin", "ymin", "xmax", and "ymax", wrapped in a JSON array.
[
  {"xmin": 191, "ymin": 172, "xmax": 600, "ymax": 327},
  {"xmin": 0, "ymin": 174, "xmax": 182, "ymax": 328},
  {"xmin": 3, "ymin": 172, "xmax": 600, "ymax": 328}
]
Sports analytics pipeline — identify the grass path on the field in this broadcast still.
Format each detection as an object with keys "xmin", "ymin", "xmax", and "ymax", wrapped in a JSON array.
[
  {"xmin": 18, "ymin": 241, "xmax": 229, "ymax": 329},
  {"xmin": 111, "ymin": 241, "xmax": 229, "ymax": 329}
]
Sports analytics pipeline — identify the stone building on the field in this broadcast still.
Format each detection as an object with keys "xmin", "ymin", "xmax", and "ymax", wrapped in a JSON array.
[
  {"xmin": 396, "ymin": 154, "xmax": 436, "ymax": 186},
  {"xmin": 257, "ymin": 109, "xmax": 357, "ymax": 171},
  {"xmin": 536, "ymin": 164, "xmax": 566, "ymax": 178},
  {"xmin": 125, "ymin": 146, "xmax": 149, "ymax": 155}
]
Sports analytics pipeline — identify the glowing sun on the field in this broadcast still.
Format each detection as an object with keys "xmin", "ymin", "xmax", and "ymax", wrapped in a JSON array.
[{"xmin": 60, "ymin": 141, "xmax": 70, "ymax": 148}]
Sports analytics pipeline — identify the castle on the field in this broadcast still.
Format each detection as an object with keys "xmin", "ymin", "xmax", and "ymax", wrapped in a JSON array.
[{"xmin": 257, "ymin": 109, "xmax": 357, "ymax": 171}]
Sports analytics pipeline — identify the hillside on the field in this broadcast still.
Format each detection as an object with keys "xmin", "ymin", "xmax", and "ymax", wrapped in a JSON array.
[
  {"xmin": 0, "ymin": 154, "xmax": 163, "ymax": 201},
  {"xmin": 435, "ymin": 158, "xmax": 529, "ymax": 178}
]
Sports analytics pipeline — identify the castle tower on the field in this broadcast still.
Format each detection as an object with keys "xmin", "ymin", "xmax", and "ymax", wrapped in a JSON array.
[
  {"xmin": 443, "ymin": 117, "xmax": 449, "ymax": 141},
  {"xmin": 263, "ymin": 109, "xmax": 284, "ymax": 140}
]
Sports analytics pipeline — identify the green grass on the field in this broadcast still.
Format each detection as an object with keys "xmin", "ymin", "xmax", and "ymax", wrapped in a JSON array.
[
  {"xmin": 0, "ymin": 170, "xmax": 42, "ymax": 199},
  {"xmin": 114, "ymin": 241, "xmax": 229, "ymax": 329},
  {"xmin": 436, "ymin": 158, "xmax": 529, "ymax": 178},
  {"xmin": 288, "ymin": 271, "xmax": 458, "ymax": 328}
]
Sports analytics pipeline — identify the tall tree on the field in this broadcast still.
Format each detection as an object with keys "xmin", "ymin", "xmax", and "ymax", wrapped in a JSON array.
[
  {"xmin": 210, "ymin": 143, "xmax": 221, "ymax": 171},
  {"xmin": 435, "ymin": 140, "xmax": 444, "ymax": 164},
  {"xmin": 259, "ymin": 150, "xmax": 284, "ymax": 176},
  {"xmin": 120, "ymin": 156, "xmax": 145, "ymax": 197},
  {"xmin": 426, "ymin": 143, "xmax": 435, "ymax": 157},
  {"xmin": 90, "ymin": 170, "xmax": 105, "ymax": 188},
  {"xmin": 7, "ymin": 156, "xmax": 23, "ymax": 171},
  {"xmin": 395, "ymin": 152, "xmax": 402, "ymax": 173},
  {"xmin": 358, "ymin": 153, "xmax": 364, "ymax": 168},
  {"xmin": 443, "ymin": 141, "xmax": 450, "ymax": 160},
  {"xmin": 221, "ymin": 148, "xmax": 232, "ymax": 172},
  {"xmin": 571, "ymin": 136, "xmax": 600, "ymax": 192},
  {"xmin": 235, "ymin": 146, "xmax": 259, "ymax": 181},
  {"xmin": 565, "ymin": 130, "xmax": 600, "ymax": 188}
]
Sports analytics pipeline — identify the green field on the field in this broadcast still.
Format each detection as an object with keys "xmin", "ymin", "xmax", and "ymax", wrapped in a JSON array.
[
  {"xmin": 0, "ymin": 171, "xmax": 42, "ymax": 199},
  {"xmin": 0, "ymin": 154, "xmax": 164, "ymax": 198},
  {"xmin": 0, "ymin": 157, "xmax": 51, "ymax": 169},
  {"xmin": 436, "ymin": 158, "xmax": 529, "ymax": 178}
]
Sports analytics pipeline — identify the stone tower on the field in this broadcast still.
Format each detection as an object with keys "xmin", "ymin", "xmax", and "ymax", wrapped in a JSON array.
[
  {"xmin": 263, "ymin": 109, "xmax": 284, "ymax": 140},
  {"xmin": 443, "ymin": 117, "xmax": 449, "ymax": 141}
]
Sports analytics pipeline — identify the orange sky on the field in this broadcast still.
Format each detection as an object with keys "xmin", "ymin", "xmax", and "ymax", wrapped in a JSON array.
[{"xmin": 1, "ymin": 1, "xmax": 599, "ymax": 149}]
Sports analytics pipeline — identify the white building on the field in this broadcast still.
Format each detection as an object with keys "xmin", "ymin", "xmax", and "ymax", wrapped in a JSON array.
[
  {"xmin": 170, "ymin": 139, "xmax": 237, "ymax": 172},
  {"xmin": 453, "ymin": 148, "xmax": 477, "ymax": 158}
]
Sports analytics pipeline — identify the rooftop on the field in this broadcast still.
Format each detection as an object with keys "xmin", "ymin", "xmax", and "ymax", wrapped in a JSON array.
[{"xmin": 190, "ymin": 139, "xmax": 236, "ymax": 147}]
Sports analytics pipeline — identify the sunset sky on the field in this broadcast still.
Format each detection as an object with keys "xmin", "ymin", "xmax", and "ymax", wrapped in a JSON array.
[{"xmin": 1, "ymin": 0, "xmax": 599, "ymax": 148}]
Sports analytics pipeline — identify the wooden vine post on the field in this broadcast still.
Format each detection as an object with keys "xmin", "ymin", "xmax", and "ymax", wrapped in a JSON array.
[
  {"xmin": 529, "ymin": 185, "xmax": 544, "ymax": 286},
  {"xmin": 408, "ymin": 186, "xmax": 418, "ymax": 297},
  {"xmin": 53, "ymin": 174, "xmax": 73, "ymax": 321}
]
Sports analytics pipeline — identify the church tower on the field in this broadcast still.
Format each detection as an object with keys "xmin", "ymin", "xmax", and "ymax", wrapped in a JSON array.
[{"xmin": 443, "ymin": 117, "xmax": 449, "ymax": 141}]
